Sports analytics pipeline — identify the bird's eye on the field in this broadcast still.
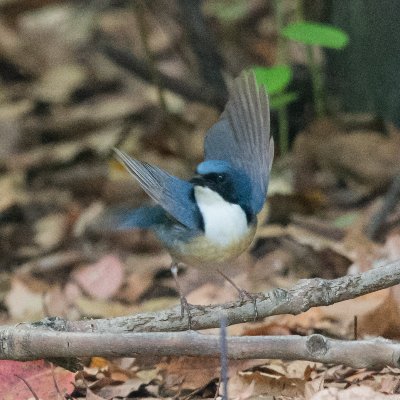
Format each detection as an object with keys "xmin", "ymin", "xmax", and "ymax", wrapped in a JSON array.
[{"xmin": 217, "ymin": 174, "xmax": 225, "ymax": 182}]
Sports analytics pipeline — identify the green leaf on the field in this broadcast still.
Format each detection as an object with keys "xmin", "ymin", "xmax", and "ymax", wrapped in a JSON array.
[
  {"xmin": 281, "ymin": 22, "xmax": 349, "ymax": 49},
  {"xmin": 252, "ymin": 65, "xmax": 293, "ymax": 95},
  {"xmin": 270, "ymin": 92, "xmax": 298, "ymax": 109}
]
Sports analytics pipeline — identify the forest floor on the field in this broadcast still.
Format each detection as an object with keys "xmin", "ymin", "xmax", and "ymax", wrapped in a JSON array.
[{"xmin": 1, "ymin": 1, "xmax": 400, "ymax": 399}]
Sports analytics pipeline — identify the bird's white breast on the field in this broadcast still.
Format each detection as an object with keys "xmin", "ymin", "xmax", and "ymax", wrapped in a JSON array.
[{"xmin": 194, "ymin": 186, "xmax": 250, "ymax": 247}]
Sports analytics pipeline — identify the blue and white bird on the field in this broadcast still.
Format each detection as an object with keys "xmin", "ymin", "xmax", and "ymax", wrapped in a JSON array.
[{"xmin": 114, "ymin": 71, "xmax": 274, "ymax": 320}]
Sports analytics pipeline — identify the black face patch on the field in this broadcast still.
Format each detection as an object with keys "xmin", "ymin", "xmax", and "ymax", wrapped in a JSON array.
[
  {"xmin": 190, "ymin": 172, "xmax": 254, "ymax": 223},
  {"xmin": 191, "ymin": 173, "xmax": 235, "ymax": 201}
]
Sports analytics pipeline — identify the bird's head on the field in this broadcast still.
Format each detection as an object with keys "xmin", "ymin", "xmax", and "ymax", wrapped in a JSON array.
[{"xmin": 191, "ymin": 160, "xmax": 253, "ymax": 217}]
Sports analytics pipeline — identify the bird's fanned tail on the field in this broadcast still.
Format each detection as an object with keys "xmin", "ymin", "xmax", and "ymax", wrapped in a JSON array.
[{"xmin": 204, "ymin": 70, "xmax": 274, "ymax": 214}]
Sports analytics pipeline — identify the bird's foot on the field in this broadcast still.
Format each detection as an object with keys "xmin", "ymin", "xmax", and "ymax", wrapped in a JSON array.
[
  {"xmin": 217, "ymin": 269, "xmax": 263, "ymax": 321},
  {"xmin": 238, "ymin": 289, "xmax": 263, "ymax": 321},
  {"xmin": 179, "ymin": 294, "xmax": 194, "ymax": 330},
  {"xmin": 170, "ymin": 263, "xmax": 198, "ymax": 330}
]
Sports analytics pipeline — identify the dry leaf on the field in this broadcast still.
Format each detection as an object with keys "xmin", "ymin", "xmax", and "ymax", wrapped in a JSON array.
[
  {"xmin": 72, "ymin": 254, "xmax": 124, "ymax": 300},
  {"xmin": 34, "ymin": 64, "xmax": 86, "ymax": 103},
  {"xmin": 293, "ymin": 118, "xmax": 400, "ymax": 196},
  {"xmin": 85, "ymin": 388, "xmax": 106, "ymax": 400},
  {"xmin": 0, "ymin": 360, "xmax": 74, "ymax": 400},
  {"xmin": 157, "ymin": 356, "xmax": 221, "ymax": 391},
  {"xmin": 90, "ymin": 357, "xmax": 109, "ymax": 369},
  {"xmin": 232, "ymin": 370, "xmax": 305, "ymax": 398},
  {"xmin": 4, "ymin": 277, "xmax": 43, "ymax": 320},
  {"xmin": 286, "ymin": 361, "xmax": 320, "ymax": 380},
  {"xmin": 310, "ymin": 385, "xmax": 400, "ymax": 399},
  {"xmin": 34, "ymin": 213, "xmax": 67, "ymax": 251},
  {"xmin": 157, "ymin": 356, "xmax": 263, "ymax": 392},
  {"xmin": 344, "ymin": 368, "xmax": 375, "ymax": 383},
  {"xmin": 117, "ymin": 271, "xmax": 154, "ymax": 303},
  {"xmin": 96, "ymin": 378, "xmax": 145, "ymax": 399},
  {"xmin": 347, "ymin": 289, "xmax": 395, "ymax": 338},
  {"xmin": 227, "ymin": 376, "xmax": 255, "ymax": 400},
  {"xmin": 379, "ymin": 375, "xmax": 400, "ymax": 394},
  {"xmin": 305, "ymin": 375, "xmax": 325, "ymax": 399},
  {"xmin": 269, "ymin": 285, "xmax": 400, "ymax": 339}
]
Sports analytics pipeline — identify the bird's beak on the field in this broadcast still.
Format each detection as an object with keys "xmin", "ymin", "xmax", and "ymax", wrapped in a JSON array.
[{"xmin": 190, "ymin": 175, "xmax": 206, "ymax": 186}]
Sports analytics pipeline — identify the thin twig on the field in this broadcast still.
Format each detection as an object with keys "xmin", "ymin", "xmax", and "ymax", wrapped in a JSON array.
[
  {"xmin": 354, "ymin": 315, "xmax": 358, "ymax": 341},
  {"xmin": 15, "ymin": 375, "xmax": 40, "ymax": 400}
]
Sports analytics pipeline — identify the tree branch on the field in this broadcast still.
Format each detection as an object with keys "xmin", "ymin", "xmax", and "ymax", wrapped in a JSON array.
[
  {"xmin": 1, "ymin": 328, "xmax": 399, "ymax": 369},
  {"xmin": 15, "ymin": 259, "xmax": 400, "ymax": 333},
  {"xmin": 2, "ymin": 261, "xmax": 400, "ymax": 369}
]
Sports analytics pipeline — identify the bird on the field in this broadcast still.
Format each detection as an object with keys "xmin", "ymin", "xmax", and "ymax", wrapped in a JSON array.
[{"xmin": 114, "ymin": 70, "xmax": 274, "ymax": 326}]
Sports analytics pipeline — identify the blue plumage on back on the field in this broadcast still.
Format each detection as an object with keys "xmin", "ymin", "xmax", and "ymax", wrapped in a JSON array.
[{"xmin": 117, "ymin": 206, "xmax": 166, "ymax": 229}]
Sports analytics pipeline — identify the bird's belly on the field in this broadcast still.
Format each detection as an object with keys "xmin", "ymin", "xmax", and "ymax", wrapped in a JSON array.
[{"xmin": 167, "ymin": 223, "xmax": 257, "ymax": 267}]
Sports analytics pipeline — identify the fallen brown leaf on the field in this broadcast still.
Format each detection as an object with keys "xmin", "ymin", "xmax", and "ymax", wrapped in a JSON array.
[
  {"xmin": 305, "ymin": 374, "xmax": 325, "ymax": 399},
  {"xmin": 230, "ymin": 370, "xmax": 305, "ymax": 399},
  {"xmin": 86, "ymin": 388, "xmax": 106, "ymax": 400},
  {"xmin": 157, "ymin": 356, "xmax": 264, "ymax": 392},
  {"xmin": 360, "ymin": 288, "xmax": 400, "ymax": 339},
  {"xmin": 293, "ymin": 118, "xmax": 400, "ymax": 197},
  {"xmin": 157, "ymin": 356, "xmax": 220, "ymax": 391},
  {"xmin": 96, "ymin": 378, "xmax": 147, "ymax": 399},
  {"xmin": 4, "ymin": 277, "xmax": 44, "ymax": 321},
  {"xmin": 344, "ymin": 368, "xmax": 375, "ymax": 383},
  {"xmin": 72, "ymin": 254, "xmax": 124, "ymax": 300},
  {"xmin": 0, "ymin": 360, "xmax": 74, "ymax": 400},
  {"xmin": 34, "ymin": 212, "xmax": 67, "ymax": 251},
  {"xmin": 310, "ymin": 385, "xmax": 400, "ymax": 399}
]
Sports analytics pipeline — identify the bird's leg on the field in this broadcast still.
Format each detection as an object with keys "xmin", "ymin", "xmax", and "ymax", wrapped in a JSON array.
[
  {"xmin": 217, "ymin": 269, "xmax": 260, "ymax": 321},
  {"xmin": 171, "ymin": 263, "xmax": 193, "ymax": 329}
]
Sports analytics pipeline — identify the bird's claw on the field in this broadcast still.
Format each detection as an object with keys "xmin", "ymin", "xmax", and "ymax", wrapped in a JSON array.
[
  {"xmin": 238, "ymin": 289, "xmax": 261, "ymax": 321},
  {"xmin": 217, "ymin": 269, "xmax": 262, "ymax": 322},
  {"xmin": 179, "ymin": 295, "xmax": 194, "ymax": 330}
]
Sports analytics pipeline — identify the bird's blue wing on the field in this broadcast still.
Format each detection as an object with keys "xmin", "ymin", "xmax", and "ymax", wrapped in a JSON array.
[
  {"xmin": 204, "ymin": 71, "xmax": 274, "ymax": 214},
  {"xmin": 114, "ymin": 149, "xmax": 200, "ymax": 230},
  {"xmin": 88, "ymin": 205, "xmax": 166, "ymax": 234},
  {"xmin": 116, "ymin": 206, "xmax": 166, "ymax": 229}
]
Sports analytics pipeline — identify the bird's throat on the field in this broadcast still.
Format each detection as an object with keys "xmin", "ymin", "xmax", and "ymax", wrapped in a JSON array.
[{"xmin": 194, "ymin": 186, "xmax": 252, "ymax": 247}]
